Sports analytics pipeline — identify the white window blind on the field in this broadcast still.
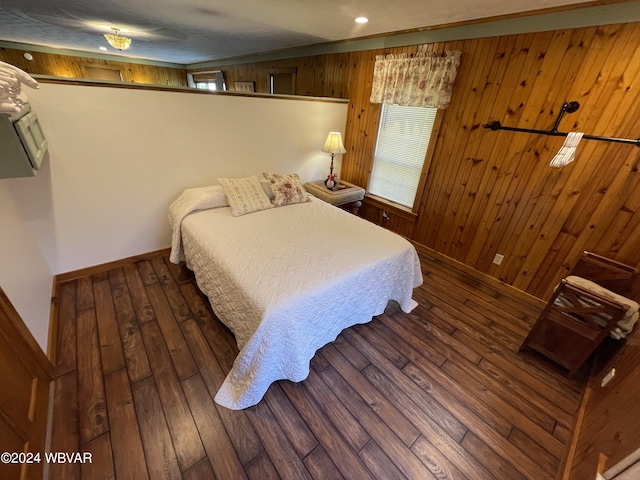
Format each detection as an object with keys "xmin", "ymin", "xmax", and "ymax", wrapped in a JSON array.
[{"xmin": 369, "ymin": 104, "xmax": 437, "ymax": 208}]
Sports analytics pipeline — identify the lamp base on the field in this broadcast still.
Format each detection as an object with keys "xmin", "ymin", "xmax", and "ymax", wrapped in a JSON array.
[{"xmin": 325, "ymin": 177, "xmax": 337, "ymax": 190}]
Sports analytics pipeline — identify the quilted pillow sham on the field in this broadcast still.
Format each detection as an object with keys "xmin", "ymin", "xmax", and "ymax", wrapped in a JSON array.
[
  {"xmin": 218, "ymin": 176, "xmax": 274, "ymax": 216},
  {"xmin": 262, "ymin": 172, "xmax": 309, "ymax": 207}
]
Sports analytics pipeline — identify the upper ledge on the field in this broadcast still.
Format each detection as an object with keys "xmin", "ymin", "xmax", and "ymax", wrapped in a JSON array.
[
  {"xmin": 0, "ymin": 40, "xmax": 186, "ymax": 69},
  {"xmin": 33, "ymin": 76, "xmax": 350, "ymax": 103}
]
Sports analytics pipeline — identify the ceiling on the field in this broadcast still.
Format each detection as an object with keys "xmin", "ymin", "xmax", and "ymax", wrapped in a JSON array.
[{"xmin": 0, "ymin": 0, "xmax": 614, "ymax": 65}]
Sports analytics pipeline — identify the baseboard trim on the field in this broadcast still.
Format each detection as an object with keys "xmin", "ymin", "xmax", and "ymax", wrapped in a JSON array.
[{"xmin": 54, "ymin": 248, "xmax": 171, "ymax": 284}]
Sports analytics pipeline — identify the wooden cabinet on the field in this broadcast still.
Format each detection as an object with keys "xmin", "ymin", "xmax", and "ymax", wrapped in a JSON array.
[
  {"xmin": 521, "ymin": 252, "xmax": 638, "ymax": 377},
  {"xmin": 521, "ymin": 279, "xmax": 629, "ymax": 377},
  {"xmin": 0, "ymin": 104, "xmax": 48, "ymax": 178}
]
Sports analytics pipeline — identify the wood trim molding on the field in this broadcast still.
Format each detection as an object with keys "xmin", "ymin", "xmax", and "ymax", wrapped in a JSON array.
[
  {"xmin": 47, "ymin": 276, "xmax": 59, "ymax": 363},
  {"xmin": 558, "ymin": 384, "xmax": 592, "ymax": 480},
  {"xmin": 0, "ymin": 288, "xmax": 54, "ymax": 377}
]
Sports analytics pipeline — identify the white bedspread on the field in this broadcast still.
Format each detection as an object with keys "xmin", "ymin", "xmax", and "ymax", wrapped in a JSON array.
[{"xmin": 174, "ymin": 196, "xmax": 423, "ymax": 409}]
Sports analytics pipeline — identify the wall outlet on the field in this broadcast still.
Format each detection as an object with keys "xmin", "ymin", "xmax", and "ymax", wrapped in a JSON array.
[
  {"xmin": 601, "ymin": 368, "xmax": 616, "ymax": 387},
  {"xmin": 493, "ymin": 253, "xmax": 504, "ymax": 265}
]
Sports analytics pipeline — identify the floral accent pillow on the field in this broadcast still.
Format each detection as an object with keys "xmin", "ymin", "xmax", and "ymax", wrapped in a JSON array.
[
  {"xmin": 218, "ymin": 176, "xmax": 274, "ymax": 216},
  {"xmin": 262, "ymin": 172, "xmax": 309, "ymax": 207}
]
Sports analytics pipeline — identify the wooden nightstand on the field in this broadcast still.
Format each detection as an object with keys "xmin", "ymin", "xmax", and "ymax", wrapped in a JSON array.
[{"xmin": 304, "ymin": 179, "xmax": 365, "ymax": 214}]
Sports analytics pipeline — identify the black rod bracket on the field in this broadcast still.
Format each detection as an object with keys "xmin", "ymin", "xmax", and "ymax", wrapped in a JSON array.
[{"xmin": 549, "ymin": 101, "xmax": 580, "ymax": 133}]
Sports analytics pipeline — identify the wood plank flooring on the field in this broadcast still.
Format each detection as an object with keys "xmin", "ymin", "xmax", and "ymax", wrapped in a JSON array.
[{"xmin": 48, "ymin": 248, "xmax": 584, "ymax": 480}]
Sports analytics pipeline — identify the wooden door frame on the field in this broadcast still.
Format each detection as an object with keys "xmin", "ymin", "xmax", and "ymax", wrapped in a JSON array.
[
  {"xmin": 0, "ymin": 287, "xmax": 54, "ymax": 479},
  {"xmin": 0, "ymin": 288, "xmax": 54, "ymax": 376}
]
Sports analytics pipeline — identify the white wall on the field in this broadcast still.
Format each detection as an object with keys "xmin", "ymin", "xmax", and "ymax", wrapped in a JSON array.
[
  {"xmin": 0, "ymin": 179, "xmax": 53, "ymax": 351},
  {"xmin": 1, "ymin": 82, "xmax": 348, "ymax": 352}
]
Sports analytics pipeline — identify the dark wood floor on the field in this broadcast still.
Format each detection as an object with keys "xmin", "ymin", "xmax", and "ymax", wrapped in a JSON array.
[{"xmin": 48, "ymin": 248, "xmax": 585, "ymax": 480}]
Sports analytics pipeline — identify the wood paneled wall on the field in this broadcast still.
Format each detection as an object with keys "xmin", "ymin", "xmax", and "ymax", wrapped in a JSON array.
[
  {"xmin": 191, "ymin": 54, "xmax": 353, "ymax": 98},
  {"xmin": 211, "ymin": 22, "xmax": 640, "ymax": 301},
  {"xmin": 0, "ymin": 48, "xmax": 188, "ymax": 86},
  {"xmin": 564, "ymin": 338, "xmax": 640, "ymax": 479}
]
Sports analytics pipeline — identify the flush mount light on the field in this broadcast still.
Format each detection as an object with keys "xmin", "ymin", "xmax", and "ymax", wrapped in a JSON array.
[
  {"xmin": 355, "ymin": 17, "xmax": 369, "ymax": 24},
  {"xmin": 99, "ymin": 46, "xmax": 108, "ymax": 51},
  {"xmin": 103, "ymin": 28, "xmax": 132, "ymax": 50}
]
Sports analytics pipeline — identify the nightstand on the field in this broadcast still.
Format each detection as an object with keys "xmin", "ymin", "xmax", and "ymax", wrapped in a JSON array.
[{"xmin": 304, "ymin": 179, "xmax": 365, "ymax": 214}]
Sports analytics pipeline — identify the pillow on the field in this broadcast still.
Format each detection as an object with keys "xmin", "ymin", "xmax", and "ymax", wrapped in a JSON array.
[
  {"xmin": 262, "ymin": 172, "xmax": 310, "ymax": 207},
  {"xmin": 218, "ymin": 176, "xmax": 274, "ymax": 216}
]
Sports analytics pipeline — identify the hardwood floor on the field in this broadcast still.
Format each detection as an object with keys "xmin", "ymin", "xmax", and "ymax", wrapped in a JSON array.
[{"xmin": 48, "ymin": 248, "xmax": 584, "ymax": 480}]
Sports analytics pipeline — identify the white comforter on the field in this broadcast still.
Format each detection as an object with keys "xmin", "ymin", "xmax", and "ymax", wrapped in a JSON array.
[{"xmin": 172, "ymin": 195, "xmax": 423, "ymax": 409}]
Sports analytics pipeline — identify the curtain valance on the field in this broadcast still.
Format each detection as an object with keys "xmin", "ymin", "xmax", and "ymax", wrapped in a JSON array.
[{"xmin": 370, "ymin": 50, "xmax": 461, "ymax": 109}]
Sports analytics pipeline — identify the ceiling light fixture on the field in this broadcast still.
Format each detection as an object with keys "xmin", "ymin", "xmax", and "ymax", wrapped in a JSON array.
[
  {"xmin": 355, "ymin": 17, "xmax": 369, "ymax": 24},
  {"xmin": 103, "ymin": 28, "xmax": 131, "ymax": 51}
]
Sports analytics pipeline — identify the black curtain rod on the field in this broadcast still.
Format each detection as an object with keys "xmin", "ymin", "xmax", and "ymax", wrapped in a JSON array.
[{"xmin": 483, "ymin": 101, "xmax": 640, "ymax": 147}]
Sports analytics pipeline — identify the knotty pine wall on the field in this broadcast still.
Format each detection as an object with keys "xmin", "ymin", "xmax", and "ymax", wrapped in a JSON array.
[
  {"xmin": 193, "ymin": 55, "xmax": 352, "ymax": 98},
  {"xmin": 0, "ymin": 48, "xmax": 188, "ymax": 86},
  {"xmin": 565, "ymin": 338, "xmax": 640, "ymax": 479},
  {"xmin": 207, "ymin": 21, "xmax": 640, "ymax": 302}
]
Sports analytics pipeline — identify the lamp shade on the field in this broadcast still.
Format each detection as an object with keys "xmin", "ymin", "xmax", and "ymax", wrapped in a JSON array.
[{"xmin": 321, "ymin": 132, "xmax": 346, "ymax": 154}]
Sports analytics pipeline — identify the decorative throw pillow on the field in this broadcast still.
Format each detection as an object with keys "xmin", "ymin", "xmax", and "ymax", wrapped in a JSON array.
[
  {"xmin": 262, "ymin": 172, "xmax": 309, "ymax": 207},
  {"xmin": 218, "ymin": 176, "xmax": 274, "ymax": 216}
]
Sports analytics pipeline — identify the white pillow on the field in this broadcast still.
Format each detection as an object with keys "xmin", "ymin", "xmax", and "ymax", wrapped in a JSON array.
[{"xmin": 218, "ymin": 176, "xmax": 274, "ymax": 216}]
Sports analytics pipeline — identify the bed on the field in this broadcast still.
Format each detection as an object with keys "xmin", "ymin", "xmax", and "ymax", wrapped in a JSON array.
[{"xmin": 169, "ymin": 175, "xmax": 423, "ymax": 409}]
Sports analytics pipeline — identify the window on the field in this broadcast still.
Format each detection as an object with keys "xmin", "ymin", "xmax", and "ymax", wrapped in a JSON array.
[
  {"xmin": 187, "ymin": 71, "xmax": 226, "ymax": 91},
  {"xmin": 369, "ymin": 104, "xmax": 437, "ymax": 208},
  {"xmin": 195, "ymin": 81, "xmax": 218, "ymax": 91},
  {"xmin": 81, "ymin": 65, "xmax": 123, "ymax": 82},
  {"xmin": 270, "ymin": 72, "xmax": 296, "ymax": 95}
]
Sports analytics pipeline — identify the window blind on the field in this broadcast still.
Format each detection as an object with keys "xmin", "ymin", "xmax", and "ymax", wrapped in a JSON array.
[{"xmin": 369, "ymin": 104, "xmax": 437, "ymax": 208}]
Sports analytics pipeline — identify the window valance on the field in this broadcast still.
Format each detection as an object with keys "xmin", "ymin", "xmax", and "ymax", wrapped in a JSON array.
[{"xmin": 370, "ymin": 50, "xmax": 461, "ymax": 109}]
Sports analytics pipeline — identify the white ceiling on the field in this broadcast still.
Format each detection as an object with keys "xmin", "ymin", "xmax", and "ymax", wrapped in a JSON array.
[{"xmin": 0, "ymin": 0, "xmax": 618, "ymax": 65}]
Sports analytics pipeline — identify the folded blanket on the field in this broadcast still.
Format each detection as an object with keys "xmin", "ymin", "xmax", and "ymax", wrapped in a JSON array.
[
  {"xmin": 168, "ymin": 184, "xmax": 228, "ymax": 263},
  {"xmin": 555, "ymin": 275, "xmax": 639, "ymax": 339}
]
